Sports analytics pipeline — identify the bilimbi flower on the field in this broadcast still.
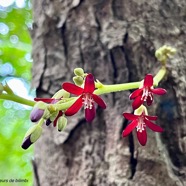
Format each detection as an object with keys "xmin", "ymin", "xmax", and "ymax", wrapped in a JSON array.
[
  {"xmin": 63, "ymin": 74, "xmax": 106, "ymax": 122},
  {"xmin": 129, "ymin": 74, "xmax": 167, "ymax": 109},
  {"xmin": 122, "ymin": 106, "xmax": 163, "ymax": 146}
]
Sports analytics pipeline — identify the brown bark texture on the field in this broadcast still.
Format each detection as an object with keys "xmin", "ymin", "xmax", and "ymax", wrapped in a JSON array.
[{"xmin": 31, "ymin": 0, "xmax": 186, "ymax": 186}]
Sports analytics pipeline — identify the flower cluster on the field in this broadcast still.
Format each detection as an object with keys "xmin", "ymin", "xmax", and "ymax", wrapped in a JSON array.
[
  {"xmin": 22, "ymin": 71, "xmax": 106, "ymax": 149},
  {"xmin": 0, "ymin": 45, "xmax": 175, "ymax": 149},
  {"xmin": 22, "ymin": 90, "xmax": 69, "ymax": 149},
  {"xmin": 122, "ymin": 74, "xmax": 166, "ymax": 146},
  {"xmin": 21, "ymin": 71, "xmax": 167, "ymax": 149}
]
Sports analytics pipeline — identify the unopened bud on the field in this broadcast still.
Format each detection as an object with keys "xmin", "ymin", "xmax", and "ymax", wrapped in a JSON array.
[
  {"xmin": 21, "ymin": 135, "xmax": 32, "ymax": 150},
  {"xmin": 42, "ymin": 108, "xmax": 50, "ymax": 119},
  {"xmin": 30, "ymin": 108, "xmax": 44, "ymax": 122},
  {"xmin": 52, "ymin": 89, "xmax": 70, "ymax": 99},
  {"xmin": 134, "ymin": 105, "xmax": 148, "ymax": 115},
  {"xmin": 73, "ymin": 76, "xmax": 84, "ymax": 86},
  {"xmin": 45, "ymin": 118, "xmax": 52, "ymax": 126},
  {"xmin": 57, "ymin": 116, "xmax": 67, "ymax": 132},
  {"xmin": 34, "ymin": 101, "xmax": 47, "ymax": 109},
  {"xmin": 30, "ymin": 126, "xmax": 42, "ymax": 143},
  {"xmin": 50, "ymin": 111, "xmax": 59, "ymax": 122},
  {"xmin": 30, "ymin": 101, "xmax": 46, "ymax": 122},
  {"xmin": 48, "ymin": 105, "xmax": 57, "ymax": 113},
  {"xmin": 155, "ymin": 45, "xmax": 176, "ymax": 64},
  {"xmin": 21, "ymin": 125, "xmax": 42, "ymax": 150},
  {"xmin": 74, "ymin": 68, "xmax": 84, "ymax": 76}
]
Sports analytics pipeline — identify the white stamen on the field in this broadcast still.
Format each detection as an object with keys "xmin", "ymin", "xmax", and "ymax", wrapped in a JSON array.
[
  {"xmin": 141, "ymin": 87, "xmax": 152, "ymax": 101},
  {"xmin": 82, "ymin": 93, "xmax": 94, "ymax": 109},
  {"xmin": 136, "ymin": 117, "xmax": 146, "ymax": 132}
]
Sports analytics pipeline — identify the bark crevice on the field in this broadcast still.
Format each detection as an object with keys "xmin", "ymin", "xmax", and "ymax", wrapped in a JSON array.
[
  {"xmin": 32, "ymin": 160, "xmax": 41, "ymax": 186},
  {"xmin": 60, "ymin": 22, "xmax": 68, "ymax": 61}
]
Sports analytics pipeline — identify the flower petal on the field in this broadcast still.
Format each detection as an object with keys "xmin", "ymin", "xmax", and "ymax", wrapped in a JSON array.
[
  {"xmin": 85, "ymin": 104, "xmax": 96, "ymax": 122},
  {"xmin": 144, "ymin": 119, "xmax": 163, "ymax": 132},
  {"xmin": 137, "ymin": 129, "xmax": 147, "ymax": 146},
  {"xmin": 122, "ymin": 120, "xmax": 138, "ymax": 137},
  {"xmin": 123, "ymin": 113, "xmax": 138, "ymax": 120},
  {"xmin": 34, "ymin": 98, "xmax": 55, "ymax": 103},
  {"xmin": 62, "ymin": 82, "xmax": 83, "ymax": 95},
  {"xmin": 84, "ymin": 74, "xmax": 95, "ymax": 93},
  {"xmin": 53, "ymin": 111, "xmax": 63, "ymax": 127},
  {"xmin": 92, "ymin": 94, "xmax": 106, "ymax": 109},
  {"xmin": 144, "ymin": 115, "xmax": 158, "ymax": 121},
  {"xmin": 151, "ymin": 88, "xmax": 167, "ymax": 95},
  {"xmin": 146, "ymin": 95, "xmax": 153, "ymax": 106},
  {"xmin": 132, "ymin": 96, "xmax": 144, "ymax": 110},
  {"xmin": 129, "ymin": 88, "xmax": 143, "ymax": 99},
  {"xmin": 144, "ymin": 74, "xmax": 153, "ymax": 87},
  {"xmin": 65, "ymin": 97, "xmax": 83, "ymax": 116}
]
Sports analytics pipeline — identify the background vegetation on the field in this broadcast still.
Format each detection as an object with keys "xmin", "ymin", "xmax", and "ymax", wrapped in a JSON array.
[{"xmin": 0, "ymin": 0, "xmax": 33, "ymax": 185}]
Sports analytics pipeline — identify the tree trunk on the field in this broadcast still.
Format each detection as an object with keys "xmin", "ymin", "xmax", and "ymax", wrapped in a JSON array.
[{"xmin": 31, "ymin": 0, "xmax": 186, "ymax": 185}]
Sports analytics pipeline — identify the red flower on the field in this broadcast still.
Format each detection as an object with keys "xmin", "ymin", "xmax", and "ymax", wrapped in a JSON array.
[
  {"xmin": 122, "ymin": 112, "xmax": 163, "ymax": 146},
  {"xmin": 129, "ymin": 74, "xmax": 167, "ymax": 109},
  {"xmin": 34, "ymin": 97, "xmax": 62, "ymax": 127},
  {"xmin": 62, "ymin": 74, "xmax": 106, "ymax": 122}
]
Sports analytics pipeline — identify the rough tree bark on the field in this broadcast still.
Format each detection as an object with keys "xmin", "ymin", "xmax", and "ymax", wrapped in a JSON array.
[{"xmin": 31, "ymin": 0, "xmax": 186, "ymax": 185}]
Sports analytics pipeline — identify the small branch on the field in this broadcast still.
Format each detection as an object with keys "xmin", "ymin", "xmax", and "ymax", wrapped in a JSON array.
[{"xmin": 0, "ymin": 94, "xmax": 35, "ymax": 107}]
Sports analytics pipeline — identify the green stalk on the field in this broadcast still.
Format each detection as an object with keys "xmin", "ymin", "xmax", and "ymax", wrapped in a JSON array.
[
  {"xmin": 153, "ymin": 66, "xmax": 167, "ymax": 86},
  {"xmin": 94, "ymin": 82, "xmax": 141, "ymax": 95},
  {"xmin": 0, "ymin": 66, "xmax": 167, "ymax": 111},
  {"xmin": 0, "ymin": 94, "xmax": 35, "ymax": 107}
]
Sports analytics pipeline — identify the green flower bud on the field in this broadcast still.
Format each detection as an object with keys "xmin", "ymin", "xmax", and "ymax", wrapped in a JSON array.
[
  {"xmin": 50, "ymin": 111, "xmax": 59, "ymax": 122},
  {"xmin": 24, "ymin": 125, "xmax": 38, "ymax": 138},
  {"xmin": 57, "ymin": 116, "xmax": 67, "ymax": 132},
  {"xmin": 47, "ymin": 104, "xmax": 57, "ymax": 113},
  {"xmin": 3, "ymin": 82, "xmax": 14, "ymax": 94},
  {"xmin": 42, "ymin": 108, "xmax": 50, "ymax": 119},
  {"xmin": 74, "ymin": 68, "xmax": 84, "ymax": 76},
  {"xmin": 134, "ymin": 105, "xmax": 148, "ymax": 116},
  {"xmin": 155, "ymin": 45, "xmax": 176, "ymax": 64},
  {"xmin": 34, "ymin": 101, "xmax": 47, "ymax": 110},
  {"xmin": 30, "ymin": 126, "xmax": 42, "ymax": 143},
  {"xmin": 52, "ymin": 89, "xmax": 70, "ymax": 99},
  {"xmin": 73, "ymin": 76, "xmax": 84, "ymax": 86},
  {"xmin": 22, "ymin": 125, "xmax": 43, "ymax": 149}
]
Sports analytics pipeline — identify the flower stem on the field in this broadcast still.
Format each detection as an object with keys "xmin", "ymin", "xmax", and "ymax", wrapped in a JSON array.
[
  {"xmin": 153, "ymin": 66, "xmax": 167, "ymax": 86},
  {"xmin": 0, "ymin": 66, "xmax": 167, "ymax": 110},
  {"xmin": 94, "ymin": 82, "xmax": 141, "ymax": 95},
  {"xmin": 94, "ymin": 66, "xmax": 167, "ymax": 95},
  {"xmin": 0, "ymin": 93, "xmax": 35, "ymax": 107}
]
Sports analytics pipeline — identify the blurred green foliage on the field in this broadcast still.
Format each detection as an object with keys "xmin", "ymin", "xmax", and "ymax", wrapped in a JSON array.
[{"xmin": 0, "ymin": 0, "xmax": 33, "ymax": 185}]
